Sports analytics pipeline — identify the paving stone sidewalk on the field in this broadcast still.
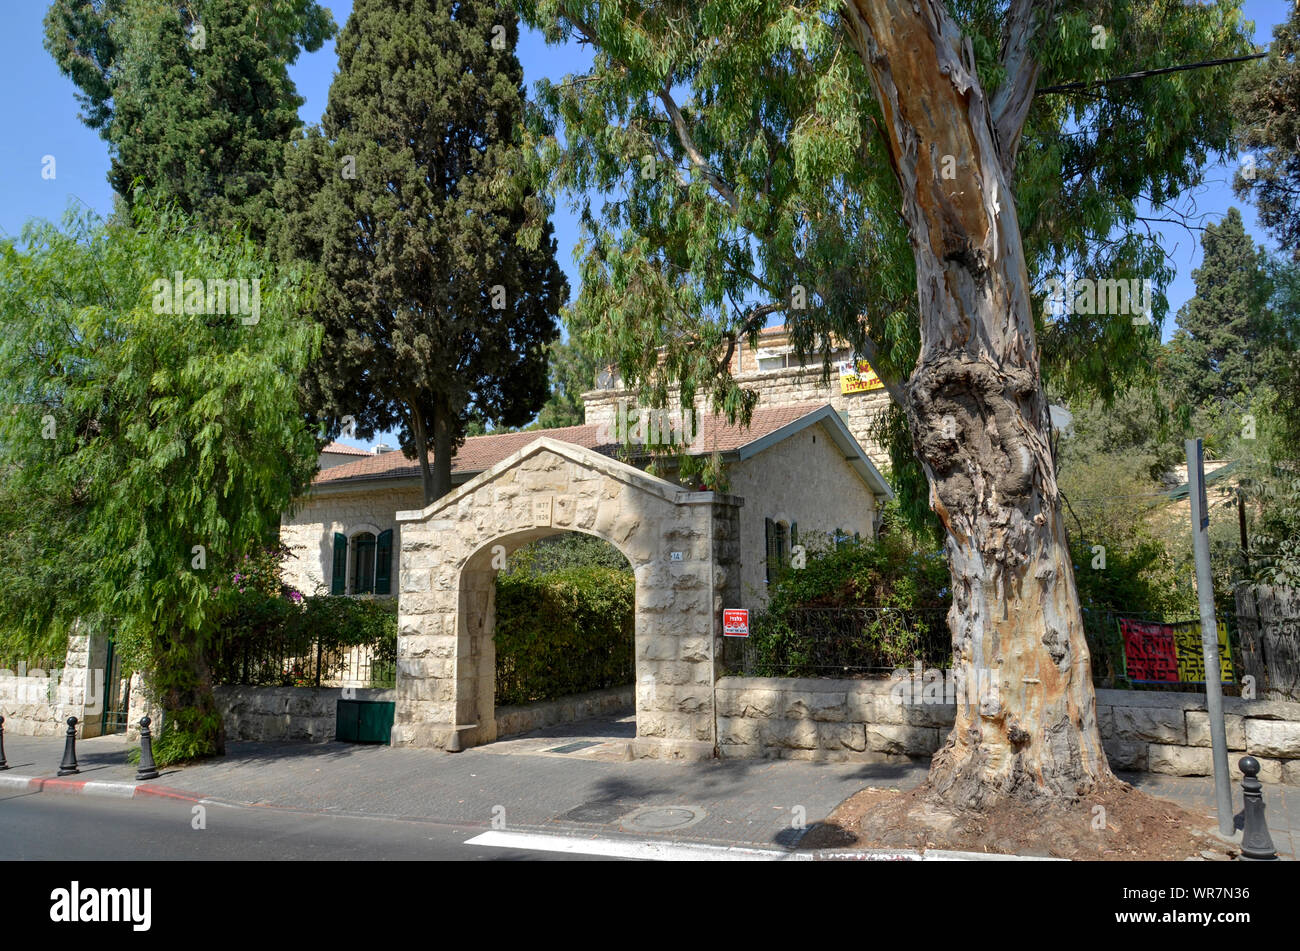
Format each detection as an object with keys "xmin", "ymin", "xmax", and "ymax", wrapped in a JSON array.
[{"xmin": 2, "ymin": 719, "xmax": 1295, "ymax": 858}]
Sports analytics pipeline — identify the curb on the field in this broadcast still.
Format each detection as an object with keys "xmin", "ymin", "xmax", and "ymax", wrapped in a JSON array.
[{"xmin": 0, "ymin": 772, "xmax": 208, "ymax": 803}]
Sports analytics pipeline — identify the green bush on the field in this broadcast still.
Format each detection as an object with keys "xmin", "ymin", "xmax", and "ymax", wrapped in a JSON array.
[
  {"xmin": 494, "ymin": 566, "xmax": 634, "ymax": 706},
  {"xmin": 740, "ymin": 507, "xmax": 953, "ymax": 677},
  {"xmin": 211, "ymin": 591, "xmax": 397, "ymax": 687},
  {"xmin": 503, "ymin": 533, "xmax": 631, "ymax": 575}
]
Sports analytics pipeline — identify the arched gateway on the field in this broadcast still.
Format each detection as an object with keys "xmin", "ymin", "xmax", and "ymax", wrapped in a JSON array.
[{"xmin": 391, "ymin": 436, "xmax": 742, "ymax": 760}]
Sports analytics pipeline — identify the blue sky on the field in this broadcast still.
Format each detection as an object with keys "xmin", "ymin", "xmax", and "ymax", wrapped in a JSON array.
[{"xmin": 0, "ymin": 0, "xmax": 1290, "ymax": 429}]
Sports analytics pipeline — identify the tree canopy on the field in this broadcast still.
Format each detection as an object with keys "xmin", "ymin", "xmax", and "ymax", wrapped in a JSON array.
[
  {"xmin": 44, "ymin": 0, "xmax": 336, "ymax": 240},
  {"xmin": 519, "ymin": 0, "xmax": 1254, "ymax": 529},
  {"xmin": 276, "ymin": 0, "xmax": 568, "ymax": 502},
  {"xmin": 0, "ymin": 200, "xmax": 322, "ymax": 755}
]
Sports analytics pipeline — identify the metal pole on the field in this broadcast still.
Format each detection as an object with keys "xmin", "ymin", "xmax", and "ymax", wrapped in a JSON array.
[{"xmin": 1186, "ymin": 439, "xmax": 1234, "ymax": 837}]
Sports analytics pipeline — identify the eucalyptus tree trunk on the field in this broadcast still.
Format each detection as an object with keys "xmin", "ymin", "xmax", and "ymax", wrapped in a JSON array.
[{"xmin": 844, "ymin": 0, "xmax": 1112, "ymax": 807}]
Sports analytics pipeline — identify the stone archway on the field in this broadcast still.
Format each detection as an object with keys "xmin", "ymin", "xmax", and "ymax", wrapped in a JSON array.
[{"xmin": 391, "ymin": 437, "xmax": 741, "ymax": 760}]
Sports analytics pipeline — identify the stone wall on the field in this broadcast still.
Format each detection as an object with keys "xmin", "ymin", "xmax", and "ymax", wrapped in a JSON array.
[
  {"xmin": 726, "ymin": 421, "xmax": 877, "ymax": 607},
  {"xmin": 495, "ymin": 685, "xmax": 634, "ymax": 739},
  {"xmin": 216, "ymin": 685, "xmax": 396, "ymax": 743},
  {"xmin": 0, "ymin": 630, "xmax": 108, "ymax": 737},
  {"xmin": 715, "ymin": 676, "xmax": 1300, "ymax": 784}
]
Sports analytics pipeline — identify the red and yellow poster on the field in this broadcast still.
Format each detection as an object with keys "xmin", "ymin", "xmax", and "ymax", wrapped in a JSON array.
[
  {"xmin": 1119, "ymin": 618, "xmax": 1233, "ymax": 684},
  {"xmin": 838, "ymin": 359, "xmax": 885, "ymax": 395}
]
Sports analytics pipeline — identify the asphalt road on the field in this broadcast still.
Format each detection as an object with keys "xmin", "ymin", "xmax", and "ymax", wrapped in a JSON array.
[{"xmin": 0, "ymin": 791, "xmax": 623, "ymax": 861}]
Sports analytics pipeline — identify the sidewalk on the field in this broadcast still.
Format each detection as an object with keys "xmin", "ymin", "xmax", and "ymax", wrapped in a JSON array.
[{"xmin": 2, "ymin": 717, "xmax": 1295, "ymax": 859}]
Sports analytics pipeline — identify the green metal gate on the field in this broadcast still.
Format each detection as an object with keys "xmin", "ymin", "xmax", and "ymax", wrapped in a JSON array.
[{"xmin": 100, "ymin": 635, "xmax": 130, "ymax": 735}]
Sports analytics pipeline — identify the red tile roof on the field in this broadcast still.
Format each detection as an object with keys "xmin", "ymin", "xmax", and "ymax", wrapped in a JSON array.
[
  {"xmin": 313, "ymin": 402, "xmax": 834, "ymax": 487},
  {"xmin": 321, "ymin": 441, "xmax": 372, "ymax": 456}
]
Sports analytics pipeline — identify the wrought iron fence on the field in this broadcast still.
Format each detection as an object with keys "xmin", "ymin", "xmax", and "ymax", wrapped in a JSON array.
[
  {"xmin": 724, "ymin": 607, "xmax": 952, "ymax": 678},
  {"xmin": 723, "ymin": 604, "xmax": 1257, "ymax": 693},
  {"xmin": 212, "ymin": 637, "xmax": 396, "ymax": 688}
]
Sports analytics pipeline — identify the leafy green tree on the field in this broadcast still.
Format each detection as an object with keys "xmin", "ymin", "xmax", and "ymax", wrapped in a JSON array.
[
  {"xmin": 0, "ymin": 201, "xmax": 321, "ymax": 759},
  {"xmin": 1233, "ymin": 5, "xmax": 1300, "ymax": 259},
  {"xmin": 276, "ymin": 0, "xmax": 567, "ymax": 504},
  {"xmin": 1163, "ymin": 209, "xmax": 1275, "ymax": 410},
  {"xmin": 44, "ymin": 0, "xmax": 335, "ymax": 241},
  {"xmin": 1055, "ymin": 390, "xmax": 1186, "ymax": 486},
  {"xmin": 533, "ymin": 338, "xmax": 607, "ymax": 429},
  {"xmin": 520, "ymin": 0, "xmax": 1253, "ymax": 807}
]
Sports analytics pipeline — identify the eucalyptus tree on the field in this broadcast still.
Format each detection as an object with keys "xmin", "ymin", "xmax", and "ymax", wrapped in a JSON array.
[{"xmin": 519, "ymin": 0, "xmax": 1253, "ymax": 807}]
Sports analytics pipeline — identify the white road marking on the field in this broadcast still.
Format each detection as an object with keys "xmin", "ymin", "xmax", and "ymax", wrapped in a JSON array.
[{"xmin": 465, "ymin": 829, "xmax": 803, "ymax": 861}]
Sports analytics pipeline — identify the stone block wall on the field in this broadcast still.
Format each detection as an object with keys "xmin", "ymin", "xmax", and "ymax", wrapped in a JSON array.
[
  {"xmin": 0, "ymin": 630, "xmax": 108, "ymax": 737},
  {"xmin": 495, "ymin": 685, "xmax": 634, "ymax": 739},
  {"xmin": 716, "ymin": 676, "xmax": 1300, "ymax": 784},
  {"xmin": 216, "ymin": 685, "xmax": 396, "ymax": 743}
]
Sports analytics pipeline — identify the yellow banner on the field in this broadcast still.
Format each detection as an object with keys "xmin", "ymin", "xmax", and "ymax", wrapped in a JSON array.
[
  {"xmin": 1170, "ymin": 620, "xmax": 1234, "ymax": 684},
  {"xmin": 839, "ymin": 359, "xmax": 884, "ymax": 394}
]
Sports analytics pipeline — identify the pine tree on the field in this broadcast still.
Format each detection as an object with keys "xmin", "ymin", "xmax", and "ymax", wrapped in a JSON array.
[
  {"xmin": 1164, "ymin": 208, "xmax": 1274, "ymax": 409},
  {"xmin": 276, "ymin": 0, "xmax": 566, "ymax": 503},
  {"xmin": 44, "ymin": 0, "xmax": 335, "ymax": 241}
]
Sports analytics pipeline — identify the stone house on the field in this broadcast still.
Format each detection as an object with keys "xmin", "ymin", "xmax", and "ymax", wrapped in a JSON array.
[{"xmin": 281, "ymin": 401, "xmax": 891, "ymax": 610}]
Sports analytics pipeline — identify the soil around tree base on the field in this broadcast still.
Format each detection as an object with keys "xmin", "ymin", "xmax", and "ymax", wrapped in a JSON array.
[{"xmin": 799, "ymin": 777, "xmax": 1239, "ymax": 861}]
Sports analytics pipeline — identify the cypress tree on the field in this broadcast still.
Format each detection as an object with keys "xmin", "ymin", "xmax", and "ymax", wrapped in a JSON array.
[
  {"xmin": 44, "ymin": 0, "xmax": 335, "ymax": 241},
  {"xmin": 277, "ymin": 0, "xmax": 566, "ymax": 503},
  {"xmin": 1164, "ymin": 208, "xmax": 1275, "ymax": 409}
]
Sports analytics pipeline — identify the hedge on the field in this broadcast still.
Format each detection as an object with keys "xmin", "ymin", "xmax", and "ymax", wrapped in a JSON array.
[{"xmin": 494, "ymin": 565, "xmax": 634, "ymax": 706}]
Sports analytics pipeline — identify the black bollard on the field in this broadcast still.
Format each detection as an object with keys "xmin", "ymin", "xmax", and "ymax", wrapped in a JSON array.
[
  {"xmin": 0, "ymin": 714, "xmax": 7, "ymax": 770},
  {"xmin": 57, "ymin": 716, "xmax": 79, "ymax": 776},
  {"xmin": 135, "ymin": 716, "xmax": 159, "ymax": 781},
  {"xmin": 1239, "ymin": 756, "xmax": 1278, "ymax": 860}
]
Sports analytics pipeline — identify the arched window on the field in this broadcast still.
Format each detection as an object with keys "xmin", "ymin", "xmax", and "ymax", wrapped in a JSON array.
[{"xmin": 331, "ymin": 528, "xmax": 393, "ymax": 596}]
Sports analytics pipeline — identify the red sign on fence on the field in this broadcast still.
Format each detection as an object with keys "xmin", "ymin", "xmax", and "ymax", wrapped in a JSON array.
[{"xmin": 723, "ymin": 609, "xmax": 749, "ymax": 637}]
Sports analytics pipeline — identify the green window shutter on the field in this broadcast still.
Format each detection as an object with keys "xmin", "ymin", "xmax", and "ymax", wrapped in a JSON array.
[
  {"xmin": 791, "ymin": 521, "xmax": 798, "ymax": 548},
  {"xmin": 765, "ymin": 517, "xmax": 776, "ymax": 585},
  {"xmin": 375, "ymin": 529, "xmax": 393, "ymax": 595},
  {"xmin": 331, "ymin": 532, "xmax": 347, "ymax": 595}
]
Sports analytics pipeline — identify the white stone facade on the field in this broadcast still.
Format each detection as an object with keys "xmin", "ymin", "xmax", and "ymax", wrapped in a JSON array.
[
  {"xmin": 280, "ymin": 485, "xmax": 423, "ymax": 597},
  {"xmin": 727, "ymin": 421, "xmax": 878, "ymax": 606}
]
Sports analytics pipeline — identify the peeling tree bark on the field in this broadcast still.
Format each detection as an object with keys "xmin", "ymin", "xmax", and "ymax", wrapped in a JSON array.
[{"xmin": 843, "ymin": 0, "xmax": 1112, "ymax": 807}]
